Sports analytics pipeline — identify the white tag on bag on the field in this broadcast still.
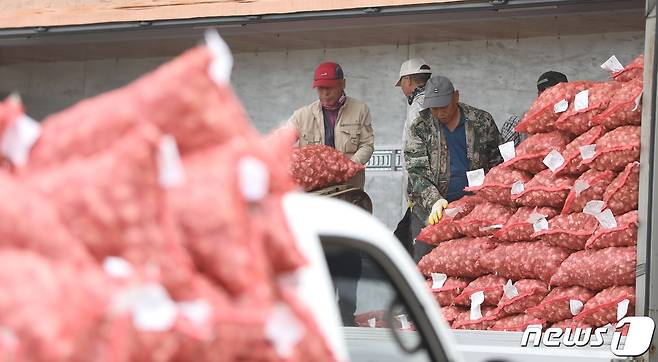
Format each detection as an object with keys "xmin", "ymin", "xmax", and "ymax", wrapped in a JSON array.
[{"xmin": 601, "ymin": 55, "xmax": 625, "ymax": 73}]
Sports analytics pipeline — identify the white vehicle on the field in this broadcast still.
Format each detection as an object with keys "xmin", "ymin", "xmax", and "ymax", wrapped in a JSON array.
[{"xmin": 284, "ymin": 193, "xmax": 641, "ymax": 362}]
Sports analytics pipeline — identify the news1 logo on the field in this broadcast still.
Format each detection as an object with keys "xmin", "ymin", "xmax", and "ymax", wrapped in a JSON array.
[{"xmin": 521, "ymin": 316, "xmax": 655, "ymax": 357}]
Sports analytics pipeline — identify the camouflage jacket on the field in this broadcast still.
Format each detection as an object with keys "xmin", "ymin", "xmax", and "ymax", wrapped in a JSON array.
[{"xmin": 404, "ymin": 102, "xmax": 503, "ymax": 223}]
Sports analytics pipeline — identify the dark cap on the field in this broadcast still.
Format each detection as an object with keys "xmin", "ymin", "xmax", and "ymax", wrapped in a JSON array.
[
  {"xmin": 313, "ymin": 61, "xmax": 344, "ymax": 88},
  {"xmin": 537, "ymin": 71, "xmax": 568, "ymax": 93},
  {"xmin": 422, "ymin": 76, "xmax": 455, "ymax": 108}
]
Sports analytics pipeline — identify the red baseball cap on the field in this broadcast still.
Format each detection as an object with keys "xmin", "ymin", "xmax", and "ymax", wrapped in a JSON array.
[{"xmin": 312, "ymin": 61, "xmax": 344, "ymax": 88}]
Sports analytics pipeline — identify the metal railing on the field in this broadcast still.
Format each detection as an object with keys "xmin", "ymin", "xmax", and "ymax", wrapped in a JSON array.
[{"xmin": 365, "ymin": 149, "xmax": 403, "ymax": 171}]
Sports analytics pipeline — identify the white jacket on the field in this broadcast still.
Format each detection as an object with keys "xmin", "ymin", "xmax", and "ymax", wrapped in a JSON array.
[{"xmin": 402, "ymin": 90, "xmax": 426, "ymax": 206}]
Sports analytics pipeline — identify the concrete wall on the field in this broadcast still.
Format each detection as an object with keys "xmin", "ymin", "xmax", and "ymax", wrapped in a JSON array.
[{"xmin": 0, "ymin": 31, "xmax": 644, "ymax": 229}]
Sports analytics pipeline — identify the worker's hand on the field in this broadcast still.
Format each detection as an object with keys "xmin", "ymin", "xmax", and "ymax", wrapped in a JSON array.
[{"xmin": 427, "ymin": 199, "xmax": 449, "ymax": 225}]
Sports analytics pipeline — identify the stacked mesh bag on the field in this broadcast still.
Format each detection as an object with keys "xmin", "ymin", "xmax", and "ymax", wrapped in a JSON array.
[
  {"xmin": 0, "ymin": 33, "xmax": 341, "ymax": 362},
  {"xmin": 417, "ymin": 54, "xmax": 643, "ymax": 332}
]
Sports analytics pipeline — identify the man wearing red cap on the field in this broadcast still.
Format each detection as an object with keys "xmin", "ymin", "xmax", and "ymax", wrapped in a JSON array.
[{"xmin": 286, "ymin": 61, "xmax": 374, "ymax": 188}]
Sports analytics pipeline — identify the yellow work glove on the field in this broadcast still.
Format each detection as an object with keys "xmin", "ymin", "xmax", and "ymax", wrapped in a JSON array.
[{"xmin": 427, "ymin": 199, "xmax": 449, "ymax": 225}]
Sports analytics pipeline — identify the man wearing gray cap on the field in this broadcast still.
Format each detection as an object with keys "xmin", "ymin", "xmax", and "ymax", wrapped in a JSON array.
[
  {"xmin": 404, "ymin": 75, "xmax": 503, "ymax": 260},
  {"xmin": 393, "ymin": 58, "xmax": 431, "ymax": 255}
]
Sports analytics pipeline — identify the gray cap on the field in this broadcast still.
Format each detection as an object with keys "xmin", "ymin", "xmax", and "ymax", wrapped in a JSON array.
[{"xmin": 422, "ymin": 76, "xmax": 455, "ymax": 108}]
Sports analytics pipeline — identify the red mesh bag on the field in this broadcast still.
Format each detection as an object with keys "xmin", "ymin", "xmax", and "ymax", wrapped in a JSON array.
[
  {"xmin": 354, "ymin": 310, "xmax": 387, "ymax": 328},
  {"xmin": 426, "ymin": 277, "xmax": 471, "ymax": 306},
  {"xmin": 27, "ymin": 46, "xmax": 254, "ymax": 169},
  {"xmin": 172, "ymin": 142, "xmax": 303, "ymax": 297},
  {"xmin": 416, "ymin": 195, "xmax": 483, "ymax": 244},
  {"xmin": 416, "ymin": 219, "xmax": 462, "ymax": 245},
  {"xmin": 496, "ymin": 279, "xmax": 550, "ymax": 317},
  {"xmin": 586, "ymin": 211, "xmax": 638, "ymax": 249},
  {"xmin": 561, "ymin": 169, "xmax": 616, "ymax": 214},
  {"xmin": 0, "ymin": 250, "xmax": 111, "ymax": 362},
  {"xmin": 574, "ymin": 286, "xmax": 635, "ymax": 327},
  {"xmin": 582, "ymin": 126, "xmax": 640, "ymax": 172},
  {"xmin": 555, "ymin": 82, "xmax": 620, "ymax": 135},
  {"xmin": 504, "ymin": 131, "xmax": 572, "ymax": 174},
  {"xmin": 291, "ymin": 145, "xmax": 365, "ymax": 191},
  {"xmin": 603, "ymin": 162, "xmax": 639, "ymax": 216},
  {"xmin": 512, "ymin": 170, "xmax": 576, "ymax": 209},
  {"xmin": 442, "ymin": 306, "xmax": 467, "ymax": 324},
  {"xmin": 532, "ymin": 213, "xmax": 599, "ymax": 250},
  {"xmin": 490, "ymin": 314, "xmax": 546, "ymax": 332},
  {"xmin": 526, "ymin": 286, "xmax": 595, "ymax": 322},
  {"xmin": 418, "ymin": 237, "xmax": 498, "ymax": 278},
  {"xmin": 24, "ymin": 125, "xmax": 196, "ymax": 298},
  {"xmin": 554, "ymin": 126, "xmax": 606, "ymax": 176},
  {"xmin": 613, "ymin": 54, "xmax": 644, "ymax": 82},
  {"xmin": 550, "ymin": 247, "xmax": 636, "ymax": 290},
  {"xmin": 477, "ymin": 241, "xmax": 570, "ymax": 282},
  {"xmin": 354, "ymin": 310, "xmax": 416, "ymax": 331},
  {"xmin": 456, "ymin": 202, "xmax": 516, "ymax": 237},
  {"xmin": 551, "ymin": 319, "xmax": 594, "ymax": 330},
  {"xmin": 454, "ymin": 274, "xmax": 507, "ymax": 306},
  {"xmin": 593, "ymin": 79, "xmax": 643, "ymax": 130},
  {"xmin": 494, "ymin": 207, "xmax": 559, "ymax": 242},
  {"xmin": 0, "ymin": 171, "xmax": 93, "ymax": 268},
  {"xmin": 452, "ymin": 306, "xmax": 498, "ymax": 330},
  {"xmin": 464, "ymin": 164, "xmax": 532, "ymax": 206},
  {"xmin": 515, "ymin": 81, "xmax": 594, "ymax": 134}
]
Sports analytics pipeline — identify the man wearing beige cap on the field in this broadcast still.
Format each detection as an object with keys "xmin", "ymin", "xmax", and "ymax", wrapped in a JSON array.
[
  {"xmin": 405, "ymin": 75, "xmax": 503, "ymax": 260},
  {"xmin": 393, "ymin": 58, "xmax": 431, "ymax": 255}
]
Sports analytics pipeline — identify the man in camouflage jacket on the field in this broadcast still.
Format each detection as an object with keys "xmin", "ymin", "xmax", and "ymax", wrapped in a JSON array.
[{"xmin": 404, "ymin": 76, "xmax": 503, "ymax": 260}]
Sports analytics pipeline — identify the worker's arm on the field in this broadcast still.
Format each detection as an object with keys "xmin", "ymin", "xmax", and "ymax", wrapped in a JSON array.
[
  {"xmin": 351, "ymin": 105, "xmax": 375, "ymax": 165},
  {"xmin": 404, "ymin": 117, "xmax": 443, "ymax": 224},
  {"xmin": 483, "ymin": 112, "xmax": 504, "ymax": 172},
  {"xmin": 284, "ymin": 109, "xmax": 301, "ymax": 132}
]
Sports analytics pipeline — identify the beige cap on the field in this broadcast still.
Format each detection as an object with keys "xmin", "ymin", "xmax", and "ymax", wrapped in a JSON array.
[{"xmin": 395, "ymin": 58, "xmax": 431, "ymax": 86}]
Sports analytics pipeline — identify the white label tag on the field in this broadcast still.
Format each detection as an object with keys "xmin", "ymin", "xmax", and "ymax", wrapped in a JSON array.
[
  {"xmin": 570, "ymin": 299, "xmax": 584, "ymax": 316},
  {"xmin": 511, "ymin": 181, "xmax": 525, "ymax": 195},
  {"xmin": 368, "ymin": 318, "xmax": 377, "ymax": 328},
  {"xmin": 103, "ymin": 257, "xmax": 134, "ymax": 279},
  {"xmin": 596, "ymin": 209, "xmax": 618, "ymax": 229},
  {"xmin": 470, "ymin": 291, "xmax": 485, "ymax": 320},
  {"xmin": 397, "ymin": 314, "xmax": 411, "ymax": 330},
  {"xmin": 617, "ymin": 299, "xmax": 630, "ymax": 321},
  {"xmin": 265, "ymin": 303, "xmax": 305, "ymax": 358},
  {"xmin": 131, "ymin": 284, "xmax": 178, "ymax": 332},
  {"xmin": 0, "ymin": 114, "xmax": 41, "ymax": 167},
  {"xmin": 633, "ymin": 92, "xmax": 643, "ymax": 112},
  {"xmin": 527, "ymin": 211, "xmax": 547, "ymax": 224},
  {"xmin": 499, "ymin": 141, "xmax": 516, "ymax": 162},
  {"xmin": 533, "ymin": 217, "xmax": 549, "ymax": 233},
  {"xmin": 205, "ymin": 30, "xmax": 234, "ymax": 85},
  {"xmin": 480, "ymin": 224, "xmax": 504, "ymax": 232},
  {"xmin": 543, "ymin": 150, "xmax": 565, "ymax": 172},
  {"xmin": 178, "ymin": 299, "xmax": 212, "ymax": 327},
  {"xmin": 583, "ymin": 200, "xmax": 605, "ymax": 216},
  {"xmin": 467, "ymin": 169, "xmax": 485, "ymax": 188},
  {"xmin": 601, "ymin": 55, "xmax": 625, "ymax": 73},
  {"xmin": 431, "ymin": 273, "xmax": 448, "ymax": 289},
  {"xmin": 574, "ymin": 180, "xmax": 590, "ymax": 197},
  {"xmin": 554, "ymin": 99, "xmax": 569, "ymax": 114},
  {"xmin": 238, "ymin": 156, "xmax": 270, "ymax": 202},
  {"xmin": 574, "ymin": 90, "xmax": 589, "ymax": 112},
  {"xmin": 444, "ymin": 207, "xmax": 463, "ymax": 218},
  {"xmin": 580, "ymin": 144, "xmax": 597, "ymax": 160},
  {"xmin": 503, "ymin": 279, "xmax": 519, "ymax": 299},
  {"xmin": 157, "ymin": 135, "xmax": 185, "ymax": 188}
]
